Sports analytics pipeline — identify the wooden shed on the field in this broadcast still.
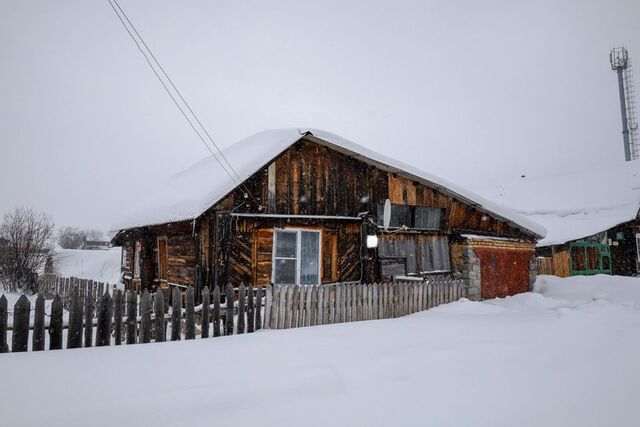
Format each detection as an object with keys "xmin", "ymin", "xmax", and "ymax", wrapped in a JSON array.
[
  {"xmin": 111, "ymin": 128, "xmax": 544, "ymax": 300},
  {"xmin": 486, "ymin": 160, "xmax": 640, "ymax": 277}
]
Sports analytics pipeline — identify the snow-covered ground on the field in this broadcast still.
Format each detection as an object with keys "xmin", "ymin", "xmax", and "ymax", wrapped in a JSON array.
[
  {"xmin": 51, "ymin": 247, "xmax": 122, "ymax": 283},
  {"xmin": 1, "ymin": 275, "xmax": 639, "ymax": 427}
]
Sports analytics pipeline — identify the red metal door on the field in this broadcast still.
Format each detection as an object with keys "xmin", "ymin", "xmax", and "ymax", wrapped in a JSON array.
[{"xmin": 474, "ymin": 248, "xmax": 533, "ymax": 300}]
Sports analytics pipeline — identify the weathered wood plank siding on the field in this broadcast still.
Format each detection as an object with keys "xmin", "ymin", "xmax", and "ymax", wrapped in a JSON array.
[{"xmin": 114, "ymin": 136, "xmax": 537, "ymax": 290}]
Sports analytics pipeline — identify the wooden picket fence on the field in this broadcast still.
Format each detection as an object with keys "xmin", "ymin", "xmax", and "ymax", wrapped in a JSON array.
[
  {"xmin": 0, "ymin": 283, "xmax": 263, "ymax": 353},
  {"xmin": 36, "ymin": 274, "xmax": 118, "ymax": 310},
  {"xmin": 264, "ymin": 279, "xmax": 465, "ymax": 329},
  {"xmin": 0, "ymin": 279, "xmax": 465, "ymax": 354}
]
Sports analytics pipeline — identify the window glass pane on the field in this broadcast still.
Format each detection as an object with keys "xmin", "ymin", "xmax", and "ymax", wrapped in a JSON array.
[
  {"xmin": 274, "ymin": 259, "xmax": 296, "ymax": 284},
  {"xmin": 300, "ymin": 231, "xmax": 320, "ymax": 284},
  {"xmin": 390, "ymin": 205, "xmax": 411, "ymax": 228},
  {"xmin": 275, "ymin": 231, "xmax": 297, "ymax": 258},
  {"xmin": 415, "ymin": 207, "xmax": 443, "ymax": 230}
]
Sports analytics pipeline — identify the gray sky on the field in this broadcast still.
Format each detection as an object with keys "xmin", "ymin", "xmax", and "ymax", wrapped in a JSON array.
[{"xmin": 1, "ymin": 0, "xmax": 639, "ymax": 231}]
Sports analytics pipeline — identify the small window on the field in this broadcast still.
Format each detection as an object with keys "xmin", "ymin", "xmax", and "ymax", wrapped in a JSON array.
[
  {"xmin": 636, "ymin": 234, "xmax": 640, "ymax": 261},
  {"xmin": 121, "ymin": 247, "xmax": 128, "ymax": 268},
  {"xmin": 415, "ymin": 207, "xmax": 443, "ymax": 230},
  {"xmin": 616, "ymin": 231, "xmax": 625, "ymax": 240},
  {"xmin": 273, "ymin": 229, "xmax": 321, "ymax": 285},
  {"xmin": 377, "ymin": 203, "xmax": 412, "ymax": 228}
]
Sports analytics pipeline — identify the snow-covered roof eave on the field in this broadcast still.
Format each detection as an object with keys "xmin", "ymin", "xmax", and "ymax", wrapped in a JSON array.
[{"xmin": 111, "ymin": 128, "xmax": 546, "ymax": 239}]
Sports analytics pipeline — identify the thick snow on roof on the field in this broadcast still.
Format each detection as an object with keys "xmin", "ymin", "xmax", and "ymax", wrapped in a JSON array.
[
  {"xmin": 112, "ymin": 128, "xmax": 545, "ymax": 238},
  {"xmin": 484, "ymin": 160, "xmax": 640, "ymax": 246}
]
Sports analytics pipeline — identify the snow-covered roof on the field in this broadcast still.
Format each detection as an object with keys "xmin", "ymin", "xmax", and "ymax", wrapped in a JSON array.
[
  {"xmin": 483, "ymin": 160, "xmax": 640, "ymax": 246},
  {"xmin": 112, "ymin": 128, "xmax": 545, "ymax": 238}
]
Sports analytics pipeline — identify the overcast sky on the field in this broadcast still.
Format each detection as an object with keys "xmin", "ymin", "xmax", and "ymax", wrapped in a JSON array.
[{"xmin": 1, "ymin": 0, "xmax": 639, "ymax": 232}]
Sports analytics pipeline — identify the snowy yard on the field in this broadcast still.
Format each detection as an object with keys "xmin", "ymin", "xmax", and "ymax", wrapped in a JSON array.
[{"xmin": 1, "ymin": 275, "xmax": 640, "ymax": 427}]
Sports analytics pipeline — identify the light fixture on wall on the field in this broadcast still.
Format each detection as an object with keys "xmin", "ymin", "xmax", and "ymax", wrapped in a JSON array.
[{"xmin": 366, "ymin": 234, "xmax": 379, "ymax": 249}]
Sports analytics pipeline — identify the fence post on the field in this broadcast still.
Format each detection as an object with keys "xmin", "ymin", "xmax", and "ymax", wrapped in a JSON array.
[
  {"xmin": 33, "ymin": 294, "xmax": 45, "ymax": 351},
  {"xmin": 84, "ymin": 288, "xmax": 94, "ymax": 348},
  {"xmin": 268, "ymin": 285, "xmax": 278, "ymax": 329},
  {"xmin": 255, "ymin": 285, "xmax": 263, "ymax": 331},
  {"xmin": 171, "ymin": 288, "xmax": 182, "ymax": 341},
  {"xmin": 290, "ymin": 285, "xmax": 299, "ymax": 328},
  {"xmin": 154, "ymin": 288, "xmax": 165, "ymax": 342},
  {"xmin": 11, "ymin": 295, "xmax": 30, "ymax": 352},
  {"xmin": 247, "ymin": 285, "xmax": 255, "ymax": 333},
  {"xmin": 49, "ymin": 295, "xmax": 63, "ymax": 350},
  {"xmin": 328, "ymin": 286, "xmax": 335, "ymax": 324},
  {"xmin": 0, "ymin": 295, "xmax": 7, "ymax": 353},
  {"xmin": 283, "ymin": 285, "xmax": 293, "ymax": 328},
  {"xmin": 278, "ymin": 285, "xmax": 287, "ymax": 329},
  {"xmin": 304, "ymin": 285, "xmax": 313, "ymax": 327},
  {"xmin": 126, "ymin": 290, "xmax": 137, "ymax": 344},
  {"xmin": 96, "ymin": 292, "xmax": 113, "ymax": 346},
  {"xmin": 237, "ymin": 284, "xmax": 246, "ymax": 334},
  {"xmin": 139, "ymin": 289, "xmax": 151, "ymax": 344},
  {"xmin": 201, "ymin": 286, "xmax": 210, "ymax": 339},
  {"xmin": 185, "ymin": 286, "xmax": 195, "ymax": 340},
  {"xmin": 213, "ymin": 286, "xmax": 221, "ymax": 337},
  {"xmin": 114, "ymin": 290, "xmax": 123, "ymax": 345},
  {"xmin": 309, "ymin": 286, "xmax": 318, "ymax": 327},
  {"xmin": 225, "ymin": 284, "xmax": 234, "ymax": 335},
  {"xmin": 264, "ymin": 285, "xmax": 273, "ymax": 330},
  {"xmin": 67, "ymin": 288, "xmax": 83, "ymax": 349}
]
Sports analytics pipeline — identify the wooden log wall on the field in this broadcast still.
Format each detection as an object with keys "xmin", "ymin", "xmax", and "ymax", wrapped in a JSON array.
[{"xmin": 113, "ymin": 135, "xmax": 538, "ymax": 292}]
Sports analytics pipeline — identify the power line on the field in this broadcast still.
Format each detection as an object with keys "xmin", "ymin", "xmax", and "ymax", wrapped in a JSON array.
[
  {"xmin": 106, "ymin": 0, "xmax": 258, "ymax": 202},
  {"xmin": 110, "ymin": 0, "xmax": 246, "ymax": 185}
]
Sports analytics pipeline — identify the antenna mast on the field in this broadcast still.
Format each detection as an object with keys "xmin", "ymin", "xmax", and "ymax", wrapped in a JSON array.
[{"xmin": 610, "ymin": 47, "xmax": 640, "ymax": 161}]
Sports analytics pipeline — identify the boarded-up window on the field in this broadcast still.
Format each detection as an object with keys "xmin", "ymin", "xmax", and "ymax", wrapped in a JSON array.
[
  {"xmin": 420, "ymin": 237, "xmax": 450, "ymax": 272},
  {"xmin": 157, "ymin": 237, "xmax": 168, "ymax": 280},
  {"xmin": 414, "ymin": 207, "xmax": 443, "ymax": 230},
  {"xmin": 378, "ymin": 238, "xmax": 417, "ymax": 275}
]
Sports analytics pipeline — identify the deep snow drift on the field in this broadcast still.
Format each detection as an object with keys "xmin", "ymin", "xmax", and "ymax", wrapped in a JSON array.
[
  {"xmin": 50, "ymin": 247, "xmax": 122, "ymax": 284},
  {"xmin": 1, "ymin": 275, "xmax": 639, "ymax": 427}
]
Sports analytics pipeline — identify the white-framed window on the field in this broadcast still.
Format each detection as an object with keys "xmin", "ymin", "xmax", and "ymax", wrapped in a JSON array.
[
  {"xmin": 121, "ymin": 247, "xmax": 128, "ymax": 268},
  {"xmin": 272, "ymin": 229, "xmax": 321, "ymax": 285},
  {"xmin": 636, "ymin": 233, "xmax": 640, "ymax": 261},
  {"xmin": 133, "ymin": 241, "xmax": 141, "ymax": 278}
]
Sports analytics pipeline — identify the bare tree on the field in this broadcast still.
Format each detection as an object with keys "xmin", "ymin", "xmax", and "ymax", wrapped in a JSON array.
[
  {"xmin": 58, "ymin": 227, "xmax": 105, "ymax": 249},
  {"xmin": 84, "ymin": 229, "xmax": 104, "ymax": 242},
  {"xmin": 57, "ymin": 226, "xmax": 85, "ymax": 249},
  {"xmin": 0, "ymin": 207, "xmax": 55, "ymax": 293}
]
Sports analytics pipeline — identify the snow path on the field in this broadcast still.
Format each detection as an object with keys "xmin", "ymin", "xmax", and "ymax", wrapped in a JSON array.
[{"xmin": 1, "ymin": 275, "xmax": 639, "ymax": 427}]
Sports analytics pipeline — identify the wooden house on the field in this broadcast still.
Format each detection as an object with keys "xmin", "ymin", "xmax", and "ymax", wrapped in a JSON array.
[
  {"xmin": 111, "ymin": 129, "xmax": 544, "ymax": 300},
  {"xmin": 486, "ymin": 160, "xmax": 640, "ymax": 277}
]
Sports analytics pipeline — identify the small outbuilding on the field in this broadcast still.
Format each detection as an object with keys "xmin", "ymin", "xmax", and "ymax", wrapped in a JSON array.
[
  {"xmin": 111, "ymin": 128, "xmax": 544, "ymax": 300},
  {"xmin": 487, "ymin": 160, "xmax": 640, "ymax": 277}
]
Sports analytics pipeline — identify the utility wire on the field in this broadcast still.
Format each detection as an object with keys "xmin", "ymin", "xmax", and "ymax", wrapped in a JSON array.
[{"xmin": 106, "ymin": 0, "xmax": 258, "ymax": 202}]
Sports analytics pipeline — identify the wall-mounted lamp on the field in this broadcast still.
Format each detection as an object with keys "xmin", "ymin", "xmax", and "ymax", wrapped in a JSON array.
[{"xmin": 366, "ymin": 234, "xmax": 379, "ymax": 249}]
